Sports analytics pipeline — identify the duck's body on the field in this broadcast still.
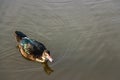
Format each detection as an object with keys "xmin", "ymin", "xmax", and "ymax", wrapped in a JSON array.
[{"xmin": 14, "ymin": 31, "xmax": 53, "ymax": 63}]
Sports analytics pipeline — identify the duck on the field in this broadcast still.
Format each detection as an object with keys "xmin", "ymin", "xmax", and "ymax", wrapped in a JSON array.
[{"xmin": 14, "ymin": 31, "xmax": 53, "ymax": 63}]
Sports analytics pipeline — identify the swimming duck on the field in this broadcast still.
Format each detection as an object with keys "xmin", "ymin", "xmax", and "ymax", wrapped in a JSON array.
[{"xmin": 14, "ymin": 31, "xmax": 53, "ymax": 63}]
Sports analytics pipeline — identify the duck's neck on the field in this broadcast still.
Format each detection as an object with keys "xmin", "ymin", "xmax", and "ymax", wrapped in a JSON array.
[{"xmin": 41, "ymin": 51, "xmax": 46, "ymax": 61}]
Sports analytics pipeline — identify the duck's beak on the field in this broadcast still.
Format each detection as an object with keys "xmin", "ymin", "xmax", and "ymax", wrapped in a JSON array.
[{"xmin": 46, "ymin": 55, "xmax": 53, "ymax": 62}]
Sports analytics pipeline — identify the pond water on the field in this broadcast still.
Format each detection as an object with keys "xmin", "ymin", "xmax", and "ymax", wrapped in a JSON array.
[{"xmin": 0, "ymin": 0, "xmax": 120, "ymax": 80}]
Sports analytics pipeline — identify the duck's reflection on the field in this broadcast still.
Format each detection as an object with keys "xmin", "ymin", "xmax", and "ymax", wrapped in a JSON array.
[{"xmin": 41, "ymin": 61, "xmax": 54, "ymax": 75}]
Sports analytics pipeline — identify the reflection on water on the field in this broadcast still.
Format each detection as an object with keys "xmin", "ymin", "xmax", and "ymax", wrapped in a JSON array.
[{"xmin": 41, "ymin": 61, "xmax": 54, "ymax": 75}]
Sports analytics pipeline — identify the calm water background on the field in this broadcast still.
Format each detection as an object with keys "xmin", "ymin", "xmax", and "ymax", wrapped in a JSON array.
[{"xmin": 0, "ymin": 0, "xmax": 120, "ymax": 80}]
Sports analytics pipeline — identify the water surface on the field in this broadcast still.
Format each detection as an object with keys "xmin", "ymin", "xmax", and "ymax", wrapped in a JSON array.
[{"xmin": 0, "ymin": 0, "xmax": 120, "ymax": 80}]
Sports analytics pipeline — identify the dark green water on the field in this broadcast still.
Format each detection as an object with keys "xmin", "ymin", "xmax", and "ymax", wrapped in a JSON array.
[{"xmin": 0, "ymin": 0, "xmax": 120, "ymax": 80}]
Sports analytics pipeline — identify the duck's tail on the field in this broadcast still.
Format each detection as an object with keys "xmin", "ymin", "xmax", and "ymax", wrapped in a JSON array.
[{"xmin": 14, "ymin": 31, "xmax": 27, "ymax": 42}]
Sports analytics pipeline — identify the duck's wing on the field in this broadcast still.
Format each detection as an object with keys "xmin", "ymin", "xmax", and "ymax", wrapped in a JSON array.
[
  {"xmin": 29, "ymin": 40, "xmax": 46, "ymax": 57},
  {"xmin": 33, "ymin": 40, "xmax": 46, "ymax": 51}
]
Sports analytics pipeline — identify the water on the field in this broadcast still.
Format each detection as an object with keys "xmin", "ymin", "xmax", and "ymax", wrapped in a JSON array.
[{"xmin": 0, "ymin": 0, "xmax": 120, "ymax": 80}]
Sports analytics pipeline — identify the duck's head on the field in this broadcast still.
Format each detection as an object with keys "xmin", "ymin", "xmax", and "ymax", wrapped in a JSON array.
[{"xmin": 42, "ymin": 50, "xmax": 53, "ymax": 63}]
